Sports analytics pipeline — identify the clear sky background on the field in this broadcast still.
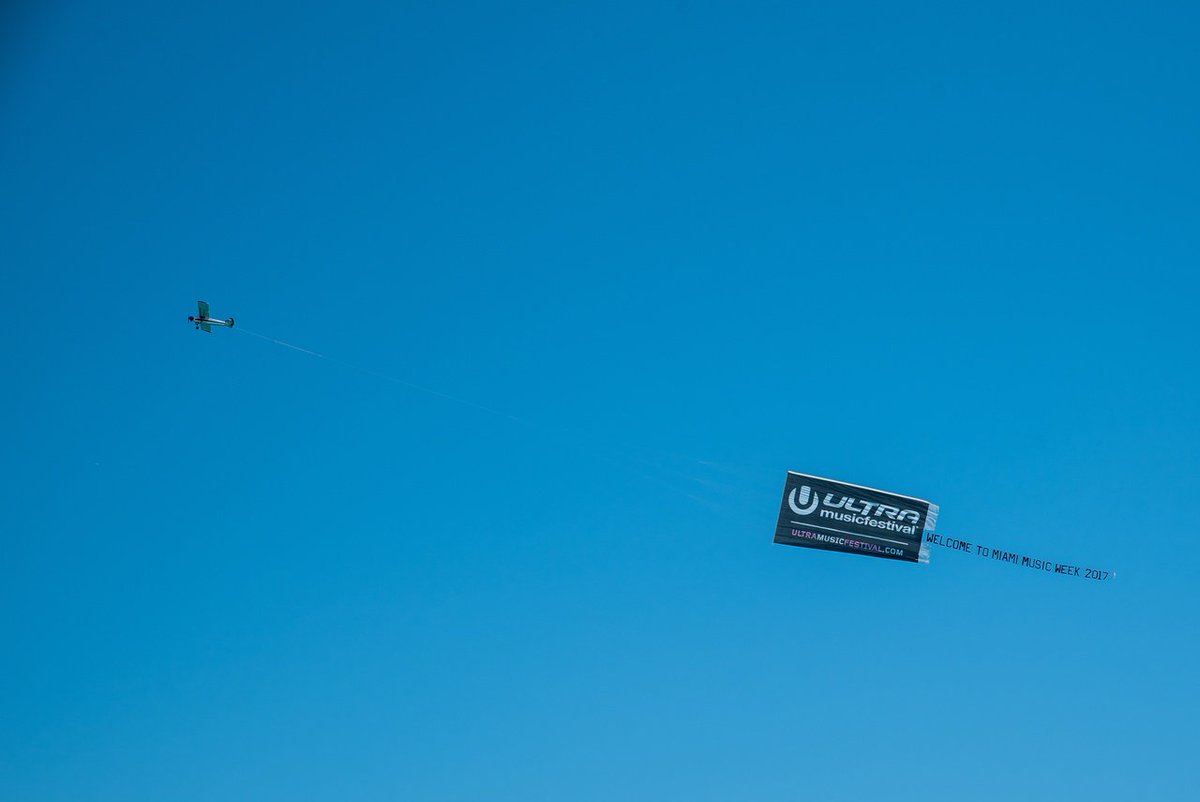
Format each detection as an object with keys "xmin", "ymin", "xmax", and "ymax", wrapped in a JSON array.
[{"xmin": 2, "ymin": 1, "xmax": 1198, "ymax": 799}]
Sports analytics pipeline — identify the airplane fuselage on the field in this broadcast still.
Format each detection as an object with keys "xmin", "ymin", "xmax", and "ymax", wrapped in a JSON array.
[{"xmin": 189, "ymin": 316, "xmax": 234, "ymax": 328}]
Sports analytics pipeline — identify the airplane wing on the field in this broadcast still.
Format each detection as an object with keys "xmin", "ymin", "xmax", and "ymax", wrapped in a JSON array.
[
  {"xmin": 197, "ymin": 300, "xmax": 210, "ymax": 319},
  {"xmin": 200, "ymin": 321, "xmax": 212, "ymax": 333}
]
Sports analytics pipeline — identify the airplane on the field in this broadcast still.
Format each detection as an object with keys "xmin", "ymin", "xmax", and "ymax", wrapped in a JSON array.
[{"xmin": 188, "ymin": 300, "xmax": 234, "ymax": 332}]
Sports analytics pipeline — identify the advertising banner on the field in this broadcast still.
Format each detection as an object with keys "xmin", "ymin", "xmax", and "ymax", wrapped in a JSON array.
[{"xmin": 773, "ymin": 472, "xmax": 938, "ymax": 563}]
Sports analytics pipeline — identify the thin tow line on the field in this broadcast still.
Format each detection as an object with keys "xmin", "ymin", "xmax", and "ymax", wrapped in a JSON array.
[{"xmin": 234, "ymin": 326, "xmax": 519, "ymax": 421}]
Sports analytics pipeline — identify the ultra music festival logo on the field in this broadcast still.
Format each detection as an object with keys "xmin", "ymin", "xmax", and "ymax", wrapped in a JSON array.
[
  {"xmin": 774, "ymin": 472, "xmax": 936, "ymax": 563},
  {"xmin": 786, "ymin": 484, "xmax": 923, "ymax": 536}
]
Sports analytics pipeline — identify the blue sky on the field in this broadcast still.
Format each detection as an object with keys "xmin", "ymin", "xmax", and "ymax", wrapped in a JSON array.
[{"xmin": 2, "ymin": 1, "xmax": 1198, "ymax": 799}]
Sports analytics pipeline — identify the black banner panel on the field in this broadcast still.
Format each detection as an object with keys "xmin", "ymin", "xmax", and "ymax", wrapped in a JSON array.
[{"xmin": 774, "ymin": 472, "xmax": 939, "ymax": 563}]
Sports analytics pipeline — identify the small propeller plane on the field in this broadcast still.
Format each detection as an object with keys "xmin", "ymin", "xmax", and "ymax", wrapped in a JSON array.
[{"xmin": 188, "ymin": 300, "xmax": 234, "ymax": 332}]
